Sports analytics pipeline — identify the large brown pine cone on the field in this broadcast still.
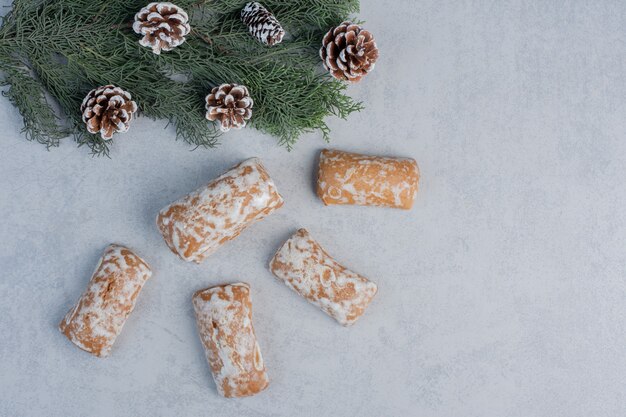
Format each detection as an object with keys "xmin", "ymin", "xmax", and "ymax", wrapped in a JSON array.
[
  {"xmin": 133, "ymin": 2, "xmax": 191, "ymax": 54},
  {"xmin": 80, "ymin": 85, "xmax": 138, "ymax": 140},
  {"xmin": 241, "ymin": 2, "xmax": 285, "ymax": 46},
  {"xmin": 205, "ymin": 84, "xmax": 253, "ymax": 132},
  {"xmin": 320, "ymin": 22, "xmax": 379, "ymax": 83}
]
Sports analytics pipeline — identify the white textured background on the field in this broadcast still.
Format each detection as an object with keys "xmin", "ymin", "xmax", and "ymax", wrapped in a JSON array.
[{"xmin": 2, "ymin": 1, "xmax": 626, "ymax": 416}]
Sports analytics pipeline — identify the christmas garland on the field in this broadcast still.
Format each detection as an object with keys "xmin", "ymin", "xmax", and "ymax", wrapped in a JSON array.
[{"xmin": 0, "ymin": 0, "xmax": 379, "ymax": 155}]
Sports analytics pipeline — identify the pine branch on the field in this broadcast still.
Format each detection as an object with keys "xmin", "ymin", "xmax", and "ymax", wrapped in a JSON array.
[
  {"xmin": 0, "ymin": 0, "xmax": 362, "ymax": 155},
  {"xmin": 0, "ymin": 59, "xmax": 67, "ymax": 147}
]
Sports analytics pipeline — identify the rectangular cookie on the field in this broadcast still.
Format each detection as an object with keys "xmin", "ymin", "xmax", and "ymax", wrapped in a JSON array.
[
  {"xmin": 59, "ymin": 244, "xmax": 152, "ymax": 357},
  {"xmin": 269, "ymin": 228, "xmax": 377, "ymax": 326},
  {"xmin": 192, "ymin": 283, "xmax": 269, "ymax": 398},
  {"xmin": 157, "ymin": 158, "xmax": 284, "ymax": 263},
  {"xmin": 317, "ymin": 149, "xmax": 419, "ymax": 209}
]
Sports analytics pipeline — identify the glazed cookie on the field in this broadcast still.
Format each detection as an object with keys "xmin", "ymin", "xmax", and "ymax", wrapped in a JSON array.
[
  {"xmin": 59, "ymin": 244, "xmax": 152, "ymax": 357},
  {"xmin": 269, "ymin": 228, "xmax": 377, "ymax": 326},
  {"xmin": 157, "ymin": 158, "xmax": 284, "ymax": 263},
  {"xmin": 317, "ymin": 149, "xmax": 419, "ymax": 209},
  {"xmin": 192, "ymin": 283, "xmax": 269, "ymax": 398}
]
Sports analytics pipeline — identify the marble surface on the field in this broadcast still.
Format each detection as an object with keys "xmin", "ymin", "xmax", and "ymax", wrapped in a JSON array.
[{"xmin": 2, "ymin": 1, "xmax": 626, "ymax": 416}]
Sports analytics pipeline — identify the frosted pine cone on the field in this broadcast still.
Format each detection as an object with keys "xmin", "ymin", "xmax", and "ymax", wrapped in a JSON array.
[
  {"xmin": 241, "ymin": 2, "xmax": 285, "ymax": 46},
  {"xmin": 205, "ymin": 84, "xmax": 253, "ymax": 132},
  {"xmin": 133, "ymin": 2, "xmax": 191, "ymax": 54},
  {"xmin": 320, "ymin": 22, "xmax": 379, "ymax": 83},
  {"xmin": 81, "ymin": 85, "xmax": 138, "ymax": 140}
]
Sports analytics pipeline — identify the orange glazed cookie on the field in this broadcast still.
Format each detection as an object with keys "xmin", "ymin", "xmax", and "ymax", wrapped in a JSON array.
[
  {"xmin": 269, "ymin": 229, "xmax": 377, "ymax": 326},
  {"xmin": 157, "ymin": 158, "xmax": 284, "ymax": 263},
  {"xmin": 317, "ymin": 149, "xmax": 420, "ymax": 209},
  {"xmin": 59, "ymin": 244, "xmax": 152, "ymax": 357},
  {"xmin": 192, "ymin": 283, "xmax": 269, "ymax": 398}
]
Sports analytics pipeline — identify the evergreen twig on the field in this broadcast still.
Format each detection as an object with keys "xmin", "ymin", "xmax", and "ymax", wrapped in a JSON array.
[{"xmin": 0, "ymin": 0, "xmax": 362, "ymax": 155}]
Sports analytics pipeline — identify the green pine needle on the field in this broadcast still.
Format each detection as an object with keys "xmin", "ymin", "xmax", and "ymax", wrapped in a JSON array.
[{"xmin": 0, "ymin": 0, "xmax": 362, "ymax": 155}]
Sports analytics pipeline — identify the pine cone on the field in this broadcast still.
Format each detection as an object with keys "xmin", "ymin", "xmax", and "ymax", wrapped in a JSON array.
[
  {"xmin": 80, "ymin": 85, "xmax": 138, "ymax": 140},
  {"xmin": 320, "ymin": 22, "xmax": 379, "ymax": 83},
  {"xmin": 241, "ymin": 2, "xmax": 285, "ymax": 46},
  {"xmin": 205, "ymin": 84, "xmax": 253, "ymax": 132},
  {"xmin": 133, "ymin": 2, "xmax": 191, "ymax": 54}
]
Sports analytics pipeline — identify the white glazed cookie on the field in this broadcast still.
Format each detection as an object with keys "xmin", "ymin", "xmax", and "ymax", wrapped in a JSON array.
[
  {"xmin": 192, "ymin": 283, "xmax": 269, "ymax": 398},
  {"xmin": 269, "ymin": 228, "xmax": 377, "ymax": 326},
  {"xmin": 156, "ymin": 158, "xmax": 284, "ymax": 263},
  {"xmin": 317, "ymin": 149, "xmax": 419, "ymax": 209},
  {"xmin": 59, "ymin": 244, "xmax": 152, "ymax": 357}
]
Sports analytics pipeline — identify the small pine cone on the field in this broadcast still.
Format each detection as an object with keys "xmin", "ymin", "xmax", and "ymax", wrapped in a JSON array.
[
  {"xmin": 241, "ymin": 2, "xmax": 285, "ymax": 46},
  {"xmin": 205, "ymin": 84, "xmax": 253, "ymax": 132},
  {"xmin": 320, "ymin": 22, "xmax": 379, "ymax": 83},
  {"xmin": 133, "ymin": 2, "xmax": 191, "ymax": 54},
  {"xmin": 80, "ymin": 85, "xmax": 138, "ymax": 140}
]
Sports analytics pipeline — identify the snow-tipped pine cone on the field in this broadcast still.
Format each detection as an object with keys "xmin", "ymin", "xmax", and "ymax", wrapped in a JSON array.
[
  {"xmin": 205, "ymin": 84, "xmax": 253, "ymax": 132},
  {"xmin": 133, "ymin": 2, "xmax": 191, "ymax": 54},
  {"xmin": 320, "ymin": 22, "xmax": 379, "ymax": 83},
  {"xmin": 80, "ymin": 85, "xmax": 138, "ymax": 140},
  {"xmin": 241, "ymin": 2, "xmax": 285, "ymax": 46}
]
